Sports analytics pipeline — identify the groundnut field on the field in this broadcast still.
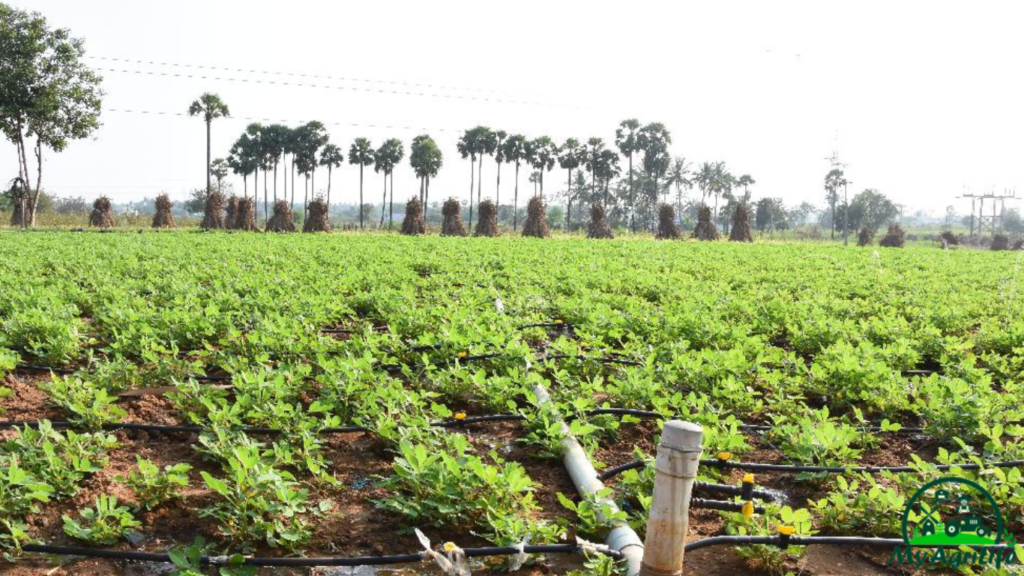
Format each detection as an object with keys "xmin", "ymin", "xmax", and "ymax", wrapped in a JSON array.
[{"xmin": 2, "ymin": 232, "xmax": 1024, "ymax": 576}]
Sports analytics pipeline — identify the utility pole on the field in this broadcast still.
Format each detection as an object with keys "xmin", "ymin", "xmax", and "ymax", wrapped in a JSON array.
[{"xmin": 824, "ymin": 136, "xmax": 848, "ymax": 246}]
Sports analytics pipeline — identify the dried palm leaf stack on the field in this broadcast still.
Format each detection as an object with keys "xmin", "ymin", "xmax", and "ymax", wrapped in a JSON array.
[
  {"xmin": 89, "ymin": 196, "xmax": 115, "ymax": 229},
  {"xmin": 201, "ymin": 191, "xmax": 225, "ymax": 230},
  {"xmin": 728, "ymin": 203, "xmax": 753, "ymax": 242},
  {"xmin": 656, "ymin": 204, "xmax": 682, "ymax": 240},
  {"xmin": 225, "ymin": 196, "xmax": 239, "ymax": 230},
  {"xmin": 521, "ymin": 196, "xmax": 550, "ymax": 238},
  {"xmin": 235, "ymin": 197, "xmax": 259, "ymax": 231},
  {"xmin": 440, "ymin": 198, "xmax": 467, "ymax": 237},
  {"xmin": 303, "ymin": 197, "xmax": 330, "ymax": 233},
  {"xmin": 474, "ymin": 199, "xmax": 500, "ymax": 237},
  {"xmin": 692, "ymin": 204, "xmax": 719, "ymax": 241},
  {"xmin": 879, "ymin": 224, "xmax": 905, "ymax": 247},
  {"xmin": 151, "ymin": 194, "xmax": 176, "ymax": 228},
  {"xmin": 266, "ymin": 199, "xmax": 296, "ymax": 232},
  {"xmin": 401, "ymin": 196, "xmax": 427, "ymax": 235},
  {"xmin": 587, "ymin": 203, "xmax": 614, "ymax": 239}
]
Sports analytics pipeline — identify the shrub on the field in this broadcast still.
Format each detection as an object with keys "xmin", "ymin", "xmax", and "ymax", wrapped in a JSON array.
[
  {"xmin": 655, "ymin": 204, "xmax": 681, "ymax": 240},
  {"xmin": 991, "ymin": 234, "xmax": 1010, "ymax": 251},
  {"xmin": 692, "ymin": 204, "xmax": 719, "ymax": 240},
  {"xmin": 521, "ymin": 197, "xmax": 550, "ymax": 238},
  {"xmin": 878, "ymin": 224, "xmax": 905, "ymax": 247},
  {"xmin": 440, "ymin": 198, "xmax": 466, "ymax": 236},
  {"xmin": 939, "ymin": 230, "xmax": 959, "ymax": 247},
  {"xmin": 152, "ymin": 194, "xmax": 176, "ymax": 228},
  {"xmin": 587, "ymin": 203, "xmax": 613, "ymax": 239},
  {"xmin": 400, "ymin": 196, "xmax": 427, "ymax": 235},
  {"xmin": 729, "ymin": 203, "xmax": 753, "ymax": 242}
]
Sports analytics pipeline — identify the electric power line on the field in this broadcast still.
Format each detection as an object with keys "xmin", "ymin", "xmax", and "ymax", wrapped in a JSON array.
[
  {"xmin": 102, "ymin": 107, "xmax": 457, "ymax": 133},
  {"xmin": 86, "ymin": 55, "xmax": 538, "ymax": 98},
  {"xmin": 94, "ymin": 66, "xmax": 578, "ymax": 108}
]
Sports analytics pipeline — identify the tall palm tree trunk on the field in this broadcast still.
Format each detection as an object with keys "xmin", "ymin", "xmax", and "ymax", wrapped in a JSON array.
[
  {"xmin": 477, "ymin": 155, "xmax": 483, "ymax": 211},
  {"xmin": 566, "ymin": 168, "xmax": 572, "ymax": 231},
  {"xmin": 388, "ymin": 172, "xmax": 394, "ymax": 230},
  {"xmin": 327, "ymin": 166, "xmax": 332, "ymax": 208},
  {"xmin": 359, "ymin": 166, "xmax": 365, "ymax": 230},
  {"xmin": 496, "ymin": 161, "xmax": 501, "ymax": 212},
  {"xmin": 205, "ymin": 120, "xmax": 212, "ymax": 195},
  {"xmin": 291, "ymin": 158, "xmax": 296, "ymax": 211},
  {"xmin": 379, "ymin": 172, "xmax": 387, "ymax": 228},
  {"xmin": 513, "ymin": 163, "xmax": 520, "ymax": 231},
  {"xmin": 468, "ymin": 157, "xmax": 475, "ymax": 229},
  {"xmin": 263, "ymin": 169, "xmax": 268, "ymax": 225},
  {"xmin": 273, "ymin": 163, "xmax": 278, "ymax": 203},
  {"xmin": 628, "ymin": 155, "xmax": 634, "ymax": 233}
]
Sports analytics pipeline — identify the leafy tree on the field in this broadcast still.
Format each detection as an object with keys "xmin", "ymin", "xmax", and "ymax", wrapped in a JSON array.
[
  {"xmin": 227, "ymin": 133, "xmax": 257, "ymax": 201},
  {"xmin": 1004, "ymin": 208, "xmax": 1023, "ymax": 235},
  {"xmin": 787, "ymin": 201, "xmax": 818, "ymax": 229},
  {"xmin": 348, "ymin": 138, "xmax": 375, "ymax": 229},
  {"xmin": 615, "ymin": 119, "xmax": 642, "ymax": 232},
  {"xmin": 374, "ymin": 138, "xmax": 404, "ymax": 229},
  {"xmin": 188, "ymin": 93, "xmax": 230, "ymax": 195},
  {"xmin": 210, "ymin": 158, "xmax": 229, "ymax": 192},
  {"xmin": 834, "ymin": 189, "xmax": 899, "ymax": 233},
  {"xmin": 524, "ymin": 136, "xmax": 556, "ymax": 200},
  {"xmin": 558, "ymin": 138, "xmax": 582, "ymax": 229},
  {"xmin": 457, "ymin": 126, "xmax": 492, "ymax": 229},
  {"xmin": 0, "ymin": 4, "xmax": 103, "ymax": 227},
  {"xmin": 501, "ymin": 134, "xmax": 528, "ymax": 230},
  {"xmin": 824, "ymin": 168, "xmax": 846, "ymax": 239},
  {"xmin": 754, "ymin": 197, "xmax": 786, "ymax": 233},
  {"xmin": 319, "ymin": 143, "xmax": 344, "ymax": 208}
]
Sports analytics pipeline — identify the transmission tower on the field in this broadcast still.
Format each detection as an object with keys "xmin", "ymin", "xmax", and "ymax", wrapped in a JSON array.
[{"xmin": 960, "ymin": 188, "xmax": 1017, "ymax": 240}]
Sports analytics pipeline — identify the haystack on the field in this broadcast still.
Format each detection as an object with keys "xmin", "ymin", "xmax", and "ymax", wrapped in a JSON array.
[
  {"xmin": 440, "ymin": 198, "xmax": 467, "ymax": 237},
  {"xmin": 475, "ymin": 199, "xmax": 500, "ymax": 237},
  {"xmin": 521, "ymin": 197, "xmax": 550, "ymax": 238},
  {"xmin": 9, "ymin": 201, "xmax": 26, "ymax": 227},
  {"xmin": 201, "ymin": 191, "xmax": 225, "ymax": 230},
  {"xmin": 303, "ymin": 197, "xmax": 331, "ymax": 232},
  {"xmin": 939, "ymin": 230, "xmax": 959, "ymax": 248},
  {"xmin": 400, "ymin": 196, "xmax": 427, "ymax": 235},
  {"xmin": 991, "ymin": 234, "xmax": 1010, "ymax": 251},
  {"xmin": 266, "ymin": 199, "xmax": 296, "ymax": 232},
  {"xmin": 692, "ymin": 204, "xmax": 719, "ymax": 241},
  {"xmin": 728, "ymin": 203, "xmax": 753, "ymax": 242},
  {"xmin": 587, "ymin": 203, "xmax": 614, "ymax": 239},
  {"xmin": 152, "ymin": 194, "xmax": 176, "ymax": 228},
  {"xmin": 235, "ymin": 197, "xmax": 259, "ymax": 231},
  {"xmin": 879, "ymin": 224, "xmax": 905, "ymax": 248},
  {"xmin": 89, "ymin": 197, "xmax": 115, "ymax": 229},
  {"xmin": 225, "ymin": 196, "xmax": 239, "ymax": 230},
  {"xmin": 857, "ymin": 226, "xmax": 874, "ymax": 247},
  {"xmin": 656, "ymin": 204, "xmax": 682, "ymax": 240}
]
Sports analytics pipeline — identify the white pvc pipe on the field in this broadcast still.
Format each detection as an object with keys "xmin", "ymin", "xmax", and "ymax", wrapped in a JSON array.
[
  {"xmin": 639, "ymin": 421, "xmax": 703, "ymax": 576},
  {"xmin": 533, "ymin": 384, "xmax": 645, "ymax": 576}
]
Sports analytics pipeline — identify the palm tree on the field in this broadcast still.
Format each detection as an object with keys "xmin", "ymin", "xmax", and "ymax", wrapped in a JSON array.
[
  {"xmin": 210, "ymin": 158, "xmax": 229, "ymax": 192},
  {"xmin": 584, "ymin": 138, "xmax": 605, "ymax": 201},
  {"xmin": 348, "ymin": 138, "xmax": 375, "ymax": 229},
  {"xmin": 298, "ymin": 121, "xmax": 328, "ymax": 209},
  {"xmin": 710, "ymin": 161, "xmax": 734, "ymax": 225},
  {"xmin": 694, "ymin": 162, "xmax": 715, "ymax": 204},
  {"xmin": 262, "ymin": 124, "xmax": 289, "ymax": 204},
  {"xmin": 596, "ymin": 149, "xmax": 621, "ymax": 208},
  {"xmin": 187, "ymin": 93, "xmax": 230, "ymax": 195},
  {"xmin": 411, "ymin": 135, "xmax": 443, "ymax": 211},
  {"xmin": 664, "ymin": 157, "xmax": 693, "ymax": 222},
  {"xmin": 228, "ymin": 133, "xmax": 257, "ymax": 200},
  {"xmin": 457, "ymin": 126, "xmax": 492, "ymax": 229},
  {"xmin": 375, "ymin": 138, "xmax": 404, "ymax": 229},
  {"xmin": 502, "ymin": 134, "xmax": 528, "ymax": 230},
  {"xmin": 243, "ymin": 123, "xmax": 269, "ymax": 222},
  {"xmin": 615, "ymin": 119, "xmax": 641, "ymax": 232},
  {"xmin": 558, "ymin": 138, "xmax": 582, "ymax": 229},
  {"xmin": 493, "ymin": 130, "xmax": 507, "ymax": 210},
  {"xmin": 525, "ymin": 136, "xmax": 556, "ymax": 200},
  {"xmin": 320, "ymin": 143, "xmax": 344, "ymax": 209},
  {"xmin": 638, "ymin": 122, "xmax": 672, "ymax": 226},
  {"xmin": 824, "ymin": 168, "xmax": 846, "ymax": 239},
  {"xmin": 529, "ymin": 171, "xmax": 540, "ymax": 199}
]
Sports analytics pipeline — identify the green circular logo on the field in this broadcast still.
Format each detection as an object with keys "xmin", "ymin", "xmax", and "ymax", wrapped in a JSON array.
[{"xmin": 902, "ymin": 477, "xmax": 1003, "ymax": 546}]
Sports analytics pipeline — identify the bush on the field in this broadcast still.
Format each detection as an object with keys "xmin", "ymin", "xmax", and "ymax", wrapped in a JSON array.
[
  {"xmin": 879, "ymin": 224, "xmax": 905, "ymax": 248},
  {"xmin": 939, "ymin": 230, "xmax": 960, "ymax": 247},
  {"xmin": 991, "ymin": 234, "xmax": 1010, "ymax": 251}
]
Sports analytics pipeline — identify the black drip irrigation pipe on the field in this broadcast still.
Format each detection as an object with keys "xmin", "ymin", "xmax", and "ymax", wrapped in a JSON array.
[
  {"xmin": 599, "ymin": 458, "xmax": 1024, "ymax": 481},
  {"xmin": 695, "ymin": 481, "xmax": 777, "ymax": 502},
  {"xmin": 574, "ymin": 408, "xmax": 925, "ymax": 434},
  {"xmin": 683, "ymin": 535, "xmax": 1018, "ymax": 553},
  {"xmin": 0, "ymin": 414, "xmax": 529, "ymax": 436},
  {"xmin": 17, "ymin": 363, "xmax": 234, "ymax": 383},
  {"xmin": 691, "ymin": 498, "xmax": 766, "ymax": 514},
  {"xmin": 21, "ymin": 543, "xmax": 622, "ymax": 566}
]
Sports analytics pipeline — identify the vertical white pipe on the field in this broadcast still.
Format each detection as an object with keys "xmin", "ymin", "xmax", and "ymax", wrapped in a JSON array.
[
  {"xmin": 532, "ymin": 384, "xmax": 645, "ymax": 575},
  {"xmin": 639, "ymin": 421, "xmax": 703, "ymax": 576}
]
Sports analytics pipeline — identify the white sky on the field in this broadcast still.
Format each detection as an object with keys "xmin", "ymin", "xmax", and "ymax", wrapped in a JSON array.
[{"xmin": 6, "ymin": 0, "xmax": 1024, "ymax": 214}]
